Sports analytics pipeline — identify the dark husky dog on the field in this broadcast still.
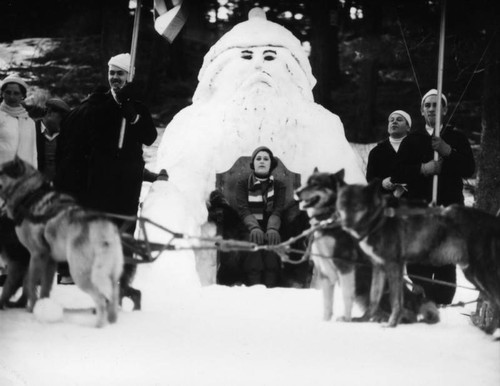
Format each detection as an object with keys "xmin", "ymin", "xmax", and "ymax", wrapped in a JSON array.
[
  {"xmin": 296, "ymin": 169, "xmax": 438, "ymax": 323},
  {"xmin": 336, "ymin": 179, "xmax": 471, "ymax": 327},
  {"xmin": 442, "ymin": 205, "xmax": 500, "ymax": 336},
  {"xmin": 0, "ymin": 217, "xmax": 30, "ymax": 309},
  {"xmin": 0, "ymin": 157, "xmax": 123, "ymax": 327}
]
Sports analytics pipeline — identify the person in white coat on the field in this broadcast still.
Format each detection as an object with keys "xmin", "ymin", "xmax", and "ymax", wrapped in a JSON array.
[
  {"xmin": 0, "ymin": 74, "xmax": 37, "ymax": 167},
  {"xmin": 0, "ymin": 74, "xmax": 36, "ymax": 307}
]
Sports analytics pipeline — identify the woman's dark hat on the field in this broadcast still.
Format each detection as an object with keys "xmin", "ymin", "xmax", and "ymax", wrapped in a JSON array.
[
  {"xmin": 250, "ymin": 146, "xmax": 278, "ymax": 171},
  {"xmin": 46, "ymin": 98, "xmax": 71, "ymax": 114}
]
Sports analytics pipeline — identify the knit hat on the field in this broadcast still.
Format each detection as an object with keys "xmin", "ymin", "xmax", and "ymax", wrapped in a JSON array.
[
  {"xmin": 1, "ymin": 74, "xmax": 28, "ymax": 97},
  {"xmin": 198, "ymin": 8, "xmax": 315, "ymax": 90},
  {"xmin": 389, "ymin": 110, "xmax": 412, "ymax": 128},
  {"xmin": 46, "ymin": 98, "xmax": 71, "ymax": 114},
  {"xmin": 421, "ymin": 89, "xmax": 448, "ymax": 107},
  {"xmin": 108, "ymin": 53, "xmax": 131, "ymax": 73},
  {"xmin": 250, "ymin": 146, "xmax": 278, "ymax": 171}
]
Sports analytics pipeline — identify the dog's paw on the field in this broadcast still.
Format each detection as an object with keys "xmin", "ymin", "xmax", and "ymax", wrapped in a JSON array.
[
  {"xmin": 323, "ymin": 311, "xmax": 333, "ymax": 321},
  {"xmin": 382, "ymin": 319, "xmax": 399, "ymax": 328},
  {"xmin": 352, "ymin": 313, "xmax": 371, "ymax": 323},
  {"xmin": 7, "ymin": 297, "xmax": 28, "ymax": 309},
  {"xmin": 335, "ymin": 316, "xmax": 352, "ymax": 322},
  {"xmin": 418, "ymin": 301, "xmax": 440, "ymax": 324},
  {"xmin": 369, "ymin": 310, "xmax": 390, "ymax": 323}
]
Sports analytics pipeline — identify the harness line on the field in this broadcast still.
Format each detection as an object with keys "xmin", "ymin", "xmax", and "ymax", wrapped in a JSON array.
[{"xmin": 110, "ymin": 211, "xmax": 477, "ymax": 293}]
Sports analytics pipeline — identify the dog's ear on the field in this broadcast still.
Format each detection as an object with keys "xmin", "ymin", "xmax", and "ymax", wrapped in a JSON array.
[
  {"xmin": 332, "ymin": 169, "xmax": 346, "ymax": 188},
  {"xmin": 3, "ymin": 157, "xmax": 26, "ymax": 178},
  {"xmin": 313, "ymin": 167, "xmax": 319, "ymax": 174}
]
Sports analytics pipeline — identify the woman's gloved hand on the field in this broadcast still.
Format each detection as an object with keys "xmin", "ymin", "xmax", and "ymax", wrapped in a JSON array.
[
  {"xmin": 266, "ymin": 229, "xmax": 281, "ymax": 245},
  {"xmin": 249, "ymin": 228, "xmax": 265, "ymax": 245}
]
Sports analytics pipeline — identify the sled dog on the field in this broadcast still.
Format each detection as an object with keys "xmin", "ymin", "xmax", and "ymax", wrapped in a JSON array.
[
  {"xmin": 295, "ymin": 169, "xmax": 361, "ymax": 321},
  {"xmin": 0, "ymin": 220, "xmax": 30, "ymax": 309},
  {"xmin": 0, "ymin": 157, "xmax": 123, "ymax": 327},
  {"xmin": 296, "ymin": 169, "xmax": 439, "ymax": 324},
  {"xmin": 336, "ymin": 179, "xmax": 470, "ymax": 327},
  {"xmin": 441, "ymin": 205, "xmax": 500, "ymax": 312}
]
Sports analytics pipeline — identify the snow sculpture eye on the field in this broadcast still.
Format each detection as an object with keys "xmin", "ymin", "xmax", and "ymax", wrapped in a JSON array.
[
  {"xmin": 241, "ymin": 50, "xmax": 253, "ymax": 60},
  {"xmin": 263, "ymin": 50, "xmax": 276, "ymax": 61}
]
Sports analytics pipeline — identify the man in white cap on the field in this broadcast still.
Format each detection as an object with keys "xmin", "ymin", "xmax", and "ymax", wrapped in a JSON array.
[
  {"xmin": 366, "ymin": 110, "xmax": 412, "ymax": 198},
  {"xmin": 391, "ymin": 89, "xmax": 475, "ymax": 305},
  {"xmin": 56, "ymin": 53, "xmax": 157, "ymax": 309}
]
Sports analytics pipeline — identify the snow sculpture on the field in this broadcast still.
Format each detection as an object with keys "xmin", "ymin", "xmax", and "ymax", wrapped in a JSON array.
[{"xmin": 141, "ymin": 8, "xmax": 365, "ymax": 287}]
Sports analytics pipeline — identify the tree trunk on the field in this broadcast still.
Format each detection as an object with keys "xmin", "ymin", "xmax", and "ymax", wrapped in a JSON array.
[
  {"xmin": 475, "ymin": 29, "xmax": 500, "ymax": 214},
  {"xmin": 355, "ymin": 53, "xmax": 378, "ymax": 143},
  {"xmin": 310, "ymin": 0, "xmax": 340, "ymax": 108}
]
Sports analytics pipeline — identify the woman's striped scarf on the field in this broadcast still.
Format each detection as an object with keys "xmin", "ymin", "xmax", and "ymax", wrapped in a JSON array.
[{"xmin": 247, "ymin": 174, "xmax": 275, "ymax": 222}]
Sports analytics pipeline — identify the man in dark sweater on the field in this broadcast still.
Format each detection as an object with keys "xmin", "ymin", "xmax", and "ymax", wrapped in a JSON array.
[
  {"xmin": 34, "ymin": 98, "xmax": 73, "ymax": 284},
  {"xmin": 392, "ymin": 89, "xmax": 476, "ymax": 305},
  {"xmin": 35, "ymin": 98, "xmax": 71, "ymax": 181}
]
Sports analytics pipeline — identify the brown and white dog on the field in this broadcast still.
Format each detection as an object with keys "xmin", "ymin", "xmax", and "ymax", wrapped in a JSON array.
[
  {"xmin": 296, "ymin": 169, "xmax": 365, "ymax": 321},
  {"xmin": 0, "ymin": 157, "xmax": 123, "ymax": 327}
]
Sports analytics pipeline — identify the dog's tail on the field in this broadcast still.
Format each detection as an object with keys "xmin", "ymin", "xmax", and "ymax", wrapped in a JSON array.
[{"xmin": 88, "ymin": 220, "xmax": 124, "ymax": 302}]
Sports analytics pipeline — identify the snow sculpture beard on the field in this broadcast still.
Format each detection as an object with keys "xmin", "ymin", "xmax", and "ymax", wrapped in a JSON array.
[
  {"xmin": 194, "ymin": 46, "xmax": 311, "ymax": 150},
  {"xmin": 221, "ymin": 78, "xmax": 300, "ymax": 144}
]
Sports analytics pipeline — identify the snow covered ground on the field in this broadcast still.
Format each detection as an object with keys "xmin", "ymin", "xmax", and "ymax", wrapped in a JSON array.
[
  {"xmin": 1, "ymin": 35, "xmax": 498, "ymax": 386},
  {"xmin": 1, "ymin": 82, "xmax": 498, "ymax": 386},
  {"xmin": 1, "ymin": 257, "xmax": 499, "ymax": 386}
]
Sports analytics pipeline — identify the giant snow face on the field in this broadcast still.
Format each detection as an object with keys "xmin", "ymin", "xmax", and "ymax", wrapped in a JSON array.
[
  {"xmin": 140, "ymin": 10, "xmax": 365, "ymax": 286},
  {"xmin": 194, "ymin": 46, "xmax": 313, "ymax": 104}
]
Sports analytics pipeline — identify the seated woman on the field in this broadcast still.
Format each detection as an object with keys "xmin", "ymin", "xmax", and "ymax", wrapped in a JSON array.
[{"xmin": 235, "ymin": 146, "xmax": 286, "ymax": 287}]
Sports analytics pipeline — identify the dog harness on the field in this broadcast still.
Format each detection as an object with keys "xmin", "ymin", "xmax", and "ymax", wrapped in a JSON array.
[{"xmin": 10, "ymin": 181, "xmax": 76, "ymax": 226}]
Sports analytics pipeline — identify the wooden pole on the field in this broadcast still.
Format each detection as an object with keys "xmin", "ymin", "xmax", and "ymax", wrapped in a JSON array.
[
  {"xmin": 431, "ymin": 0, "xmax": 447, "ymax": 205},
  {"xmin": 118, "ymin": 0, "xmax": 142, "ymax": 149}
]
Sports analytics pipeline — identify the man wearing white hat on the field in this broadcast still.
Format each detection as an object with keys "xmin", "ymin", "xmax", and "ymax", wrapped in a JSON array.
[
  {"xmin": 56, "ymin": 53, "xmax": 157, "ymax": 309},
  {"xmin": 366, "ymin": 110, "xmax": 412, "ymax": 198},
  {"xmin": 391, "ymin": 89, "xmax": 475, "ymax": 305}
]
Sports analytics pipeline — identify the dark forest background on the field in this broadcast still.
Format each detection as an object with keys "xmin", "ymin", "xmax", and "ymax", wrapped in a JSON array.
[{"xmin": 1, "ymin": 0, "xmax": 499, "ymax": 212}]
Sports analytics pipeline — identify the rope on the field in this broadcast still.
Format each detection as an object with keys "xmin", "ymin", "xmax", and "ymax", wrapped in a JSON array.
[
  {"xmin": 105, "ymin": 212, "xmax": 479, "ymax": 293},
  {"xmin": 445, "ymin": 28, "xmax": 498, "ymax": 126},
  {"xmin": 396, "ymin": 14, "xmax": 422, "ymax": 99},
  {"xmin": 407, "ymin": 273, "xmax": 477, "ymax": 291}
]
